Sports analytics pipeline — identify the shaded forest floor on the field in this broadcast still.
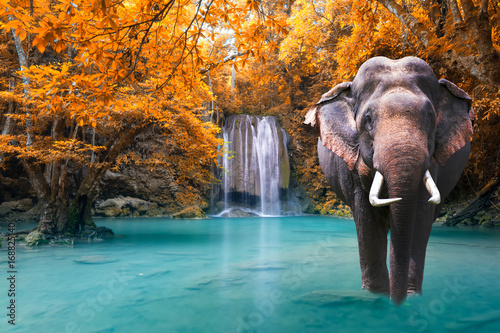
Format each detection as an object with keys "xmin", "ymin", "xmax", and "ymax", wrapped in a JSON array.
[{"xmin": 436, "ymin": 177, "xmax": 500, "ymax": 227}]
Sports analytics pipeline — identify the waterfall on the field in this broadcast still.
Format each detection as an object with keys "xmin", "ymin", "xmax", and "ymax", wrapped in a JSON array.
[{"xmin": 215, "ymin": 115, "xmax": 300, "ymax": 217}]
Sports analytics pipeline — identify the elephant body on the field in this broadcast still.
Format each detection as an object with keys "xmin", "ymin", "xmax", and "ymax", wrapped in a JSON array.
[{"xmin": 305, "ymin": 57, "xmax": 473, "ymax": 303}]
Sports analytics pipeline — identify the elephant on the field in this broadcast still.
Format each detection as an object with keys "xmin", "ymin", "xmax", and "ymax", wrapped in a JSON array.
[{"xmin": 304, "ymin": 56, "xmax": 474, "ymax": 304}]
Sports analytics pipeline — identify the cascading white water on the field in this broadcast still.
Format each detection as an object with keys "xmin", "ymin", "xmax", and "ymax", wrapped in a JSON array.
[
  {"xmin": 217, "ymin": 115, "xmax": 298, "ymax": 216},
  {"xmin": 255, "ymin": 117, "xmax": 281, "ymax": 215}
]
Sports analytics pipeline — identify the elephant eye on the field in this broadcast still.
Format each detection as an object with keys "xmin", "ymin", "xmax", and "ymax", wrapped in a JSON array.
[{"xmin": 364, "ymin": 113, "xmax": 373, "ymax": 131}]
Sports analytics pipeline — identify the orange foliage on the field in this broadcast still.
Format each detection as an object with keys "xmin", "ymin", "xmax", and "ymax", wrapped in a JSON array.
[
  {"xmin": 211, "ymin": 0, "xmax": 499, "ymax": 214},
  {"xmin": 1, "ymin": 0, "xmax": 498, "ymax": 221},
  {"xmin": 0, "ymin": 0, "xmax": 288, "ymax": 172},
  {"xmin": 0, "ymin": 0, "xmax": 288, "ymax": 229}
]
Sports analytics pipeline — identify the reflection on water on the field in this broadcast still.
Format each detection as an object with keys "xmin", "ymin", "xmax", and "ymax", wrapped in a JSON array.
[{"xmin": 1, "ymin": 216, "xmax": 499, "ymax": 332}]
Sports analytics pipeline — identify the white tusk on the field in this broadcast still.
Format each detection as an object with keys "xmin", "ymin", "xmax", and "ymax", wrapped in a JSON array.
[
  {"xmin": 369, "ymin": 171, "xmax": 403, "ymax": 207},
  {"xmin": 424, "ymin": 170, "xmax": 441, "ymax": 205}
]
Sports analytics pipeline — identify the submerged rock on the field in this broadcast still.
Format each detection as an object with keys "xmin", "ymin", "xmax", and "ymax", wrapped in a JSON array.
[
  {"xmin": 155, "ymin": 251, "xmax": 204, "ymax": 256},
  {"xmin": 95, "ymin": 226, "xmax": 114, "ymax": 238},
  {"xmin": 1, "ymin": 223, "xmax": 113, "ymax": 248},
  {"xmin": 74, "ymin": 255, "xmax": 118, "ymax": 264},
  {"xmin": 235, "ymin": 262, "xmax": 286, "ymax": 271},
  {"xmin": 20, "ymin": 225, "xmax": 114, "ymax": 247},
  {"xmin": 297, "ymin": 290, "xmax": 385, "ymax": 306},
  {"xmin": 139, "ymin": 268, "xmax": 171, "ymax": 278},
  {"xmin": 445, "ymin": 310, "xmax": 500, "ymax": 330},
  {"xmin": 192, "ymin": 274, "xmax": 246, "ymax": 288}
]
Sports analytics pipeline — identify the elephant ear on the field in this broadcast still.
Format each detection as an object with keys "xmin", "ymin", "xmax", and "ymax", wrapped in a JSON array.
[
  {"xmin": 434, "ymin": 79, "xmax": 474, "ymax": 166},
  {"xmin": 304, "ymin": 82, "xmax": 359, "ymax": 170}
]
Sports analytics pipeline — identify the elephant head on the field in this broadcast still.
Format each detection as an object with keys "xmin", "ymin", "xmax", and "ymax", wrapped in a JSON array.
[{"xmin": 305, "ymin": 56, "xmax": 474, "ymax": 303}]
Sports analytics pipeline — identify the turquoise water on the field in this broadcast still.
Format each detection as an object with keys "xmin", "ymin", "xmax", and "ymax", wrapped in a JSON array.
[{"xmin": 1, "ymin": 216, "xmax": 500, "ymax": 333}]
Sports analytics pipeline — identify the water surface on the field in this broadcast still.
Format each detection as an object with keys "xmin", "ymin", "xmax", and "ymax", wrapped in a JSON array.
[{"xmin": 1, "ymin": 216, "xmax": 499, "ymax": 332}]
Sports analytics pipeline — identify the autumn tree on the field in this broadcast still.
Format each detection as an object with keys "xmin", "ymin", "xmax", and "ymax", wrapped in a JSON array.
[{"xmin": 0, "ymin": 0, "xmax": 287, "ymax": 234}]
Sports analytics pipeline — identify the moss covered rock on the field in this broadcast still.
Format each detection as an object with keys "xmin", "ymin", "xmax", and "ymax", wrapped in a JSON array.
[
  {"xmin": 94, "ymin": 196, "xmax": 157, "ymax": 217},
  {"xmin": 24, "ymin": 231, "xmax": 49, "ymax": 246},
  {"xmin": 172, "ymin": 206, "xmax": 206, "ymax": 219}
]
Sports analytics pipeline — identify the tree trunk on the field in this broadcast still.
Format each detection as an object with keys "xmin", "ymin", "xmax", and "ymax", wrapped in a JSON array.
[
  {"xmin": 376, "ymin": 0, "xmax": 432, "ymax": 47},
  {"xmin": 37, "ymin": 195, "xmax": 96, "ymax": 234},
  {"xmin": 20, "ymin": 121, "xmax": 146, "ymax": 235},
  {"xmin": 459, "ymin": 1, "xmax": 500, "ymax": 85},
  {"xmin": 445, "ymin": 175, "xmax": 500, "ymax": 226},
  {"xmin": 377, "ymin": 0, "xmax": 500, "ymax": 86},
  {"xmin": 9, "ymin": 19, "xmax": 33, "ymax": 146}
]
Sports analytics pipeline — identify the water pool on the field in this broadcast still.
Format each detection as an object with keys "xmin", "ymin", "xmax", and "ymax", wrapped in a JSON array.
[{"xmin": 1, "ymin": 216, "xmax": 499, "ymax": 332}]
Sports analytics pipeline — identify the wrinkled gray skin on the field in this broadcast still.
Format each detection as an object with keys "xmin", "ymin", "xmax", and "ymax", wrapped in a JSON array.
[{"xmin": 305, "ymin": 57, "xmax": 474, "ymax": 304}]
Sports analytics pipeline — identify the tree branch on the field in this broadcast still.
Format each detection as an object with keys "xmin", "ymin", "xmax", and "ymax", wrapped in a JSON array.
[
  {"xmin": 447, "ymin": 0, "xmax": 464, "ymax": 23},
  {"xmin": 156, "ymin": 0, "xmax": 214, "ymax": 90},
  {"xmin": 460, "ymin": 0, "xmax": 476, "ymax": 20},
  {"xmin": 21, "ymin": 160, "xmax": 50, "ymax": 201},
  {"xmin": 376, "ymin": 0, "xmax": 432, "ymax": 47},
  {"xmin": 120, "ymin": 0, "xmax": 176, "ymax": 83},
  {"xmin": 199, "ymin": 52, "xmax": 248, "ymax": 74},
  {"xmin": 76, "ymin": 122, "xmax": 148, "ymax": 200},
  {"xmin": 480, "ymin": 0, "xmax": 489, "ymax": 13}
]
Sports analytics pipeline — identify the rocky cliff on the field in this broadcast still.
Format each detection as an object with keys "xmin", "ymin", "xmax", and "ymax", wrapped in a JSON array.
[{"xmin": 93, "ymin": 127, "xmax": 210, "ymax": 218}]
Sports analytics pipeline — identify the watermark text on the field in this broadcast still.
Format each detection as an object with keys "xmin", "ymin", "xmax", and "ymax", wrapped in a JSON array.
[{"xmin": 6, "ymin": 222, "xmax": 17, "ymax": 326}]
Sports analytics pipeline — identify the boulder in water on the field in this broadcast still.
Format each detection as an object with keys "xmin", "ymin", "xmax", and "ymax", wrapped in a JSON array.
[
  {"xmin": 172, "ymin": 206, "xmax": 206, "ymax": 219},
  {"xmin": 219, "ymin": 208, "xmax": 259, "ymax": 217},
  {"xmin": 24, "ymin": 230, "xmax": 49, "ymax": 246}
]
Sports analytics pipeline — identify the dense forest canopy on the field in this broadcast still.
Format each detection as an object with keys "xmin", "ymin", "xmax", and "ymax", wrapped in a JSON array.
[
  {"xmin": 1, "ymin": 0, "xmax": 499, "ymax": 227},
  {"xmin": 0, "ymin": 0, "xmax": 286, "ymax": 232}
]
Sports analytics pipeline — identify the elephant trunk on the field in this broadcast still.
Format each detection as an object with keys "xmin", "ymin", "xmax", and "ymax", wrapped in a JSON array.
[
  {"xmin": 386, "ymin": 161, "xmax": 424, "ymax": 304},
  {"xmin": 376, "ymin": 139, "xmax": 429, "ymax": 304},
  {"xmin": 388, "ymin": 200, "xmax": 418, "ymax": 303}
]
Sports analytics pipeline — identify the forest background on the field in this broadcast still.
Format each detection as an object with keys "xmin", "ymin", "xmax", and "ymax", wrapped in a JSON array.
[{"xmin": 0, "ymin": 0, "xmax": 499, "ymax": 235}]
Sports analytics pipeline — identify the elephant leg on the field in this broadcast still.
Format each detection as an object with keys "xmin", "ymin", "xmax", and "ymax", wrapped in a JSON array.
[
  {"xmin": 407, "ymin": 200, "xmax": 434, "ymax": 294},
  {"xmin": 353, "ymin": 197, "xmax": 390, "ymax": 295}
]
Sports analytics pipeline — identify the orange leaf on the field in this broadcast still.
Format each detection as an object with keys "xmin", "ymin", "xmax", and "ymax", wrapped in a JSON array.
[
  {"xmin": 2, "ymin": 20, "xmax": 22, "ymax": 31},
  {"xmin": 33, "ymin": 37, "xmax": 46, "ymax": 53},
  {"xmin": 18, "ymin": 29, "xmax": 27, "ymax": 41},
  {"xmin": 109, "ymin": 17, "xmax": 118, "ymax": 32},
  {"xmin": 55, "ymin": 40, "xmax": 65, "ymax": 53}
]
